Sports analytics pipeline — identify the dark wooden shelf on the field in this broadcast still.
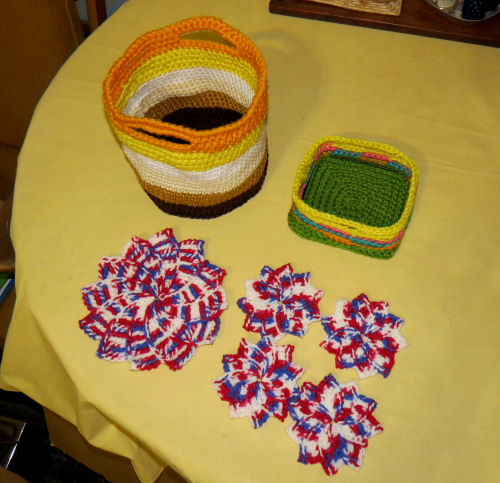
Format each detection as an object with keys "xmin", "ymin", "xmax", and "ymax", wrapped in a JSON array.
[{"xmin": 269, "ymin": 0, "xmax": 500, "ymax": 47}]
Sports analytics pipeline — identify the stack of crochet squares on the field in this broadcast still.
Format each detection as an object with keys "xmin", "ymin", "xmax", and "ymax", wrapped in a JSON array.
[{"xmin": 289, "ymin": 136, "xmax": 419, "ymax": 259}]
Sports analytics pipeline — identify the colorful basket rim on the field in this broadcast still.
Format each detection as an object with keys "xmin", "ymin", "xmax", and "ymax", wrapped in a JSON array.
[
  {"xmin": 291, "ymin": 136, "xmax": 419, "ymax": 241},
  {"xmin": 103, "ymin": 16, "xmax": 268, "ymax": 154}
]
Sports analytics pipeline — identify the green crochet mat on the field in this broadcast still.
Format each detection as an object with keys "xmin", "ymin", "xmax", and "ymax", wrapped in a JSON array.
[{"xmin": 302, "ymin": 154, "xmax": 410, "ymax": 227}]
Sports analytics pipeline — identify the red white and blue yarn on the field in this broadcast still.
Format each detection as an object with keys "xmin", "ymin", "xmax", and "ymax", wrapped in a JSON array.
[
  {"xmin": 213, "ymin": 268, "xmax": 401, "ymax": 475},
  {"xmin": 212, "ymin": 337, "xmax": 305, "ymax": 428},
  {"xmin": 237, "ymin": 263, "xmax": 323, "ymax": 340},
  {"xmin": 287, "ymin": 374, "xmax": 383, "ymax": 476},
  {"xmin": 79, "ymin": 228, "xmax": 227, "ymax": 371},
  {"xmin": 320, "ymin": 293, "xmax": 407, "ymax": 379}
]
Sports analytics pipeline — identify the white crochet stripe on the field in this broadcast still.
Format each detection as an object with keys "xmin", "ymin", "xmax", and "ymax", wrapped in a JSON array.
[
  {"xmin": 123, "ymin": 68, "xmax": 255, "ymax": 117},
  {"xmin": 123, "ymin": 128, "xmax": 267, "ymax": 195},
  {"xmin": 116, "ymin": 48, "xmax": 257, "ymax": 110}
]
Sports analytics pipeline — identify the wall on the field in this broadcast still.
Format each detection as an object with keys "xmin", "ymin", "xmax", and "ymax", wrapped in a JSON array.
[{"xmin": 75, "ymin": 0, "xmax": 128, "ymax": 21}]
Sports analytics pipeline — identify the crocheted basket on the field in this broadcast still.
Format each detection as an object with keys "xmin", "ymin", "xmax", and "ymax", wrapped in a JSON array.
[
  {"xmin": 288, "ymin": 137, "xmax": 419, "ymax": 259},
  {"xmin": 103, "ymin": 16, "xmax": 268, "ymax": 218}
]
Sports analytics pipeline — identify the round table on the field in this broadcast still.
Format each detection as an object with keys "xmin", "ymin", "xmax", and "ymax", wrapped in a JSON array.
[{"xmin": 1, "ymin": 0, "xmax": 499, "ymax": 481}]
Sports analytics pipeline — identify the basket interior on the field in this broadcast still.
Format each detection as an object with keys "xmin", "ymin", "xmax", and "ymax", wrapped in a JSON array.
[
  {"xmin": 302, "ymin": 153, "xmax": 410, "ymax": 227},
  {"xmin": 149, "ymin": 97, "xmax": 243, "ymax": 131},
  {"xmin": 112, "ymin": 45, "xmax": 261, "ymax": 146}
]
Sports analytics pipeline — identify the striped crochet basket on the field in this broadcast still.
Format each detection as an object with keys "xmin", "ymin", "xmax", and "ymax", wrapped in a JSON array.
[
  {"xmin": 103, "ymin": 16, "xmax": 268, "ymax": 218},
  {"xmin": 288, "ymin": 137, "xmax": 419, "ymax": 259}
]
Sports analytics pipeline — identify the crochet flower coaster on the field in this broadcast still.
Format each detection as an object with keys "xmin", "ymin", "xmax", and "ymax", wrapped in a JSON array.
[
  {"xmin": 321, "ymin": 293, "xmax": 407, "ymax": 378},
  {"xmin": 79, "ymin": 228, "xmax": 227, "ymax": 371},
  {"xmin": 288, "ymin": 374, "xmax": 383, "ymax": 476},
  {"xmin": 237, "ymin": 263, "xmax": 323, "ymax": 340},
  {"xmin": 213, "ymin": 337, "xmax": 304, "ymax": 428}
]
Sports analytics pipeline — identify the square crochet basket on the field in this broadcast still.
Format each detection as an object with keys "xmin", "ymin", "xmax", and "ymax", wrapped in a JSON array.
[
  {"xmin": 103, "ymin": 16, "xmax": 268, "ymax": 218},
  {"xmin": 288, "ymin": 137, "xmax": 419, "ymax": 259}
]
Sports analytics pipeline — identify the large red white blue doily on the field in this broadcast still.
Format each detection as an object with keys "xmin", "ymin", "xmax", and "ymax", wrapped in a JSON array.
[{"xmin": 79, "ymin": 228, "xmax": 227, "ymax": 371}]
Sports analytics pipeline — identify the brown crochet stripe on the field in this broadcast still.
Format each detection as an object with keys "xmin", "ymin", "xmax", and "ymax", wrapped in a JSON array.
[
  {"xmin": 144, "ymin": 90, "xmax": 247, "ymax": 120},
  {"xmin": 146, "ymin": 156, "xmax": 268, "ymax": 219},
  {"xmin": 138, "ymin": 148, "xmax": 267, "ymax": 207}
]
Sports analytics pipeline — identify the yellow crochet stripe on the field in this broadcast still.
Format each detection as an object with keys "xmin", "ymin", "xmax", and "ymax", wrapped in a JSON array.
[
  {"xmin": 118, "ymin": 121, "xmax": 265, "ymax": 172},
  {"xmin": 292, "ymin": 136, "xmax": 419, "ymax": 241},
  {"xmin": 117, "ymin": 49, "xmax": 258, "ymax": 111}
]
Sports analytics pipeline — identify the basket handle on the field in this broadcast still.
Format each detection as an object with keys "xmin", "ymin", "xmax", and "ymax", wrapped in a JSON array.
[
  {"xmin": 168, "ymin": 16, "xmax": 248, "ymax": 53},
  {"xmin": 128, "ymin": 120, "xmax": 197, "ymax": 147},
  {"xmin": 134, "ymin": 126, "xmax": 193, "ymax": 146}
]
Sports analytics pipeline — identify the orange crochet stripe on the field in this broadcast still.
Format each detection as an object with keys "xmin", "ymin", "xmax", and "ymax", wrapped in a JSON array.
[{"xmin": 103, "ymin": 16, "xmax": 267, "ymax": 154}]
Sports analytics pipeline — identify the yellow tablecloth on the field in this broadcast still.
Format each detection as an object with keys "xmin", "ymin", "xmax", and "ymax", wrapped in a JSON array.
[{"xmin": 1, "ymin": 0, "xmax": 499, "ymax": 481}]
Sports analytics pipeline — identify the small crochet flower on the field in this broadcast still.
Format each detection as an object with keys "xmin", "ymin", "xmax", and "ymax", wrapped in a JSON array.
[
  {"xmin": 79, "ymin": 228, "xmax": 227, "ymax": 371},
  {"xmin": 288, "ymin": 374, "xmax": 383, "ymax": 476},
  {"xmin": 320, "ymin": 293, "xmax": 407, "ymax": 379},
  {"xmin": 237, "ymin": 264, "xmax": 323, "ymax": 340},
  {"xmin": 213, "ymin": 337, "xmax": 304, "ymax": 428}
]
